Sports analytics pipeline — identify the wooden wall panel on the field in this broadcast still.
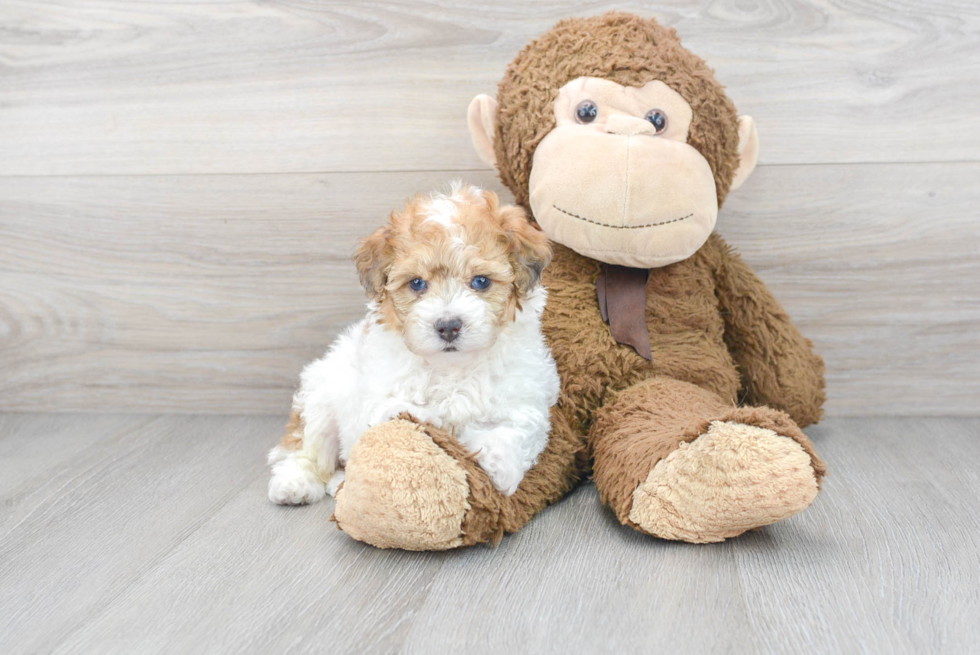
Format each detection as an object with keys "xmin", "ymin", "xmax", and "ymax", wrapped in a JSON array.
[
  {"xmin": 1, "ymin": 1, "xmax": 977, "ymax": 414},
  {"xmin": 1, "ymin": 165, "xmax": 977, "ymax": 415},
  {"xmin": 0, "ymin": 1, "xmax": 978, "ymax": 175}
]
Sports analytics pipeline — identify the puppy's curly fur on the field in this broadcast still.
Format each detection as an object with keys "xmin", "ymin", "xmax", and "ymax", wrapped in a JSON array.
[{"xmin": 268, "ymin": 184, "xmax": 559, "ymax": 504}]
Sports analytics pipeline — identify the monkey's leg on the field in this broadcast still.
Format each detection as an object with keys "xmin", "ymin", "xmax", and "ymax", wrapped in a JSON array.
[
  {"xmin": 332, "ymin": 407, "xmax": 588, "ymax": 550},
  {"xmin": 591, "ymin": 377, "xmax": 827, "ymax": 543}
]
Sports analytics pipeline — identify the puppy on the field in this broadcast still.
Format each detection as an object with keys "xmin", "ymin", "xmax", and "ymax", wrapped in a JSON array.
[{"xmin": 268, "ymin": 183, "xmax": 559, "ymax": 505}]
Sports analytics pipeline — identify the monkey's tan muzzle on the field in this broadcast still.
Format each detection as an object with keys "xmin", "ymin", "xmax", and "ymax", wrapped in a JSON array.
[{"xmin": 529, "ymin": 126, "xmax": 718, "ymax": 269}]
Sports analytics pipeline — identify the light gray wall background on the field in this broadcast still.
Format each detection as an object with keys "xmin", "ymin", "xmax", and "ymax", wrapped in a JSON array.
[{"xmin": 1, "ymin": 1, "xmax": 978, "ymax": 416}]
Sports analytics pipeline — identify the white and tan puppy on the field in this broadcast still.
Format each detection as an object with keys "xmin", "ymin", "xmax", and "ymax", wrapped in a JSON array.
[{"xmin": 268, "ymin": 184, "xmax": 559, "ymax": 505}]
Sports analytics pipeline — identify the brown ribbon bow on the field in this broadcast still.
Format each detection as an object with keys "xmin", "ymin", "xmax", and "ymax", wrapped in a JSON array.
[{"xmin": 596, "ymin": 264, "xmax": 653, "ymax": 361}]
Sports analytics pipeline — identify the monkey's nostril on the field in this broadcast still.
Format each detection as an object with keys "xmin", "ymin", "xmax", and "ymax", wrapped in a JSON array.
[{"xmin": 435, "ymin": 317, "xmax": 463, "ymax": 342}]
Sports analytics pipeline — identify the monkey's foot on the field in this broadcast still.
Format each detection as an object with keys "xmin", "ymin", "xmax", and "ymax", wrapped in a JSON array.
[
  {"xmin": 628, "ymin": 420, "xmax": 820, "ymax": 543},
  {"xmin": 333, "ymin": 419, "xmax": 469, "ymax": 550}
]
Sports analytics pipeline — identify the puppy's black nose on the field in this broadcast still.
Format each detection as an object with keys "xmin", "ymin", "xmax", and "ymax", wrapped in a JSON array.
[{"xmin": 435, "ymin": 317, "xmax": 463, "ymax": 343}]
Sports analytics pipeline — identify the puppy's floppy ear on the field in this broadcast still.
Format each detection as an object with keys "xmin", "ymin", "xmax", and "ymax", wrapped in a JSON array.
[
  {"xmin": 354, "ymin": 224, "xmax": 394, "ymax": 300},
  {"xmin": 489, "ymin": 193, "xmax": 551, "ymax": 295}
]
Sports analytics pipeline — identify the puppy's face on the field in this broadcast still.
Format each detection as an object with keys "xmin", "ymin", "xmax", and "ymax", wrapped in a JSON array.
[{"xmin": 355, "ymin": 185, "xmax": 551, "ymax": 359}]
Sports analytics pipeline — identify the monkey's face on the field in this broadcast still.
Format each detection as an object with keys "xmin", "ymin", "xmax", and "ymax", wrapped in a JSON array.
[
  {"xmin": 527, "ymin": 78, "xmax": 716, "ymax": 268},
  {"xmin": 469, "ymin": 74, "xmax": 758, "ymax": 269}
]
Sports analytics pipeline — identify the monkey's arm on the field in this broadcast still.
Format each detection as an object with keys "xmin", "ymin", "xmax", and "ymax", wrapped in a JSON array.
[{"xmin": 710, "ymin": 233, "xmax": 825, "ymax": 427}]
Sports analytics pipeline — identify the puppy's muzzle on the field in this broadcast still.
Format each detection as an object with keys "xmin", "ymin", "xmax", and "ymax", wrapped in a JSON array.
[{"xmin": 435, "ymin": 317, "xmax": 463, "ymax": 343}]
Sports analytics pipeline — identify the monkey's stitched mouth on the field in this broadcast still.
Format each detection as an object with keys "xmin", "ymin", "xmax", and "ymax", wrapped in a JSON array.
[{"xmin": 552, "ymin": 204, "xmax": 692, "ymax": 229}]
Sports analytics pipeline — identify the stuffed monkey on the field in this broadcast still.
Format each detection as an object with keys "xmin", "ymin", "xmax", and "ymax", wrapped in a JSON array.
[{"xmin": 332, "ymin": 12, "xmax": 827, "ymax": 548}]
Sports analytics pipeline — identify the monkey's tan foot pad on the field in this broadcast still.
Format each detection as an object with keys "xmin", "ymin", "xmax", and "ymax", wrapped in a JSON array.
[
  {"xmin": 628, "ymin": 420, "xmax": 820, "ymax": 543},
  {"xmin": 332, "ymin": 419, "xmax": 470, "ymax": 550}
]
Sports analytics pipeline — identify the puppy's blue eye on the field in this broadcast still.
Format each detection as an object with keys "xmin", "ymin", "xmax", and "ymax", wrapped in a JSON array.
[
  {"xmin": 471, "ymin": 276, "xmax": 491, "ymax": 290},
  {"xmin": 409, "ymin": 278, "xmax": 427, "ymax": 292}
]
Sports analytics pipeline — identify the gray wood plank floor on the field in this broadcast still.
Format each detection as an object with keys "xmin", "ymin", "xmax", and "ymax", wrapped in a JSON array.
[{"xmin": 1, "ymin": 414, "xmax": 977, "ymax": 654}]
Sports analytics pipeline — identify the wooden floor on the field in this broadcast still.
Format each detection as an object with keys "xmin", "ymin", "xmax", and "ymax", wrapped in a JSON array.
[{"xmin": 1, "ymin": 414, "xmax": 977, "ymax": 654}]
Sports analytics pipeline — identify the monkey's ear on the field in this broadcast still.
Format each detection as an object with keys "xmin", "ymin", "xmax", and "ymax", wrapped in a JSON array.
[
  {"xmin": 729, "ymin": 116, "xmax": 759, "ymax": 192},
  {"xmin": 468, "ymin": 94, "xmax": 499, "ymax": 168}
]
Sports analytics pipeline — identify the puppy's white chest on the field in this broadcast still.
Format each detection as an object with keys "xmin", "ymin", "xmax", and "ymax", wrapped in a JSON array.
[{"xmin": 403, "ymin": 367, "xmax": 496, "ymax": 429}]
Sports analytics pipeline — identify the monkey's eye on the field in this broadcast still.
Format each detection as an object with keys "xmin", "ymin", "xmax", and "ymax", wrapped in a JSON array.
[
  {"xmin": 644, "ymin": 109, "xmax": 668, "ymax": 134},
  {"xmin": 576, "ymin": 100, "xmax": 598, "ymax": 124},
  {"xmin": 470, "ymin": 275, "xmax": 491, "ymax": 291},
  {"xmin": 409, "ymin": 278, "xmax": 427, "ymax": 292}
]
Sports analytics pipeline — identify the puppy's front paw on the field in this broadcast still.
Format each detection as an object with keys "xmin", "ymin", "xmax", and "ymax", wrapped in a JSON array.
[
  {"xmin": 371, "ymin": 401, "xmax": 442, "ymax": 429},
  {"xmin": 268, "ymin": 457, "xmax": 327, "ymax": 505},
  {"xmin": 477, "ymin": 451, "xmax": 525, "ymax": 497},
  {"xmin": 395, "ymin": 410, "xmax": 443, "ymax": 429}
]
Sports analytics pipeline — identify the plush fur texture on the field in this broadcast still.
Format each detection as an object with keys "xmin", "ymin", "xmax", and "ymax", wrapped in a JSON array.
[
  {"xmin": 590, "ymin": 372, "xmax": 826, "ymax": 533},
  {"xmin": 332, "ymin": 419, "xmax": 471, "ymax": 550},
  {"xmin": 527, "ymin": 77, "xmax": 724, "ymax": 268},
  {"xmin": 269, "ymin": 185, "xmax": 560, "ymax": 504},
  {"xmin": 334, "ymin": 402, "xmax": 588, "ymax": 549},
  {"xmin": 629, "ymin": 420, "xmax": 820, "ymax": 543},
  {"xmin": 494, "ymin": 12, "xmax": 741, "ymax": 209},
  {"xmin": 330, "ymin": 13, "xmax": 827, "ymax": 549}
]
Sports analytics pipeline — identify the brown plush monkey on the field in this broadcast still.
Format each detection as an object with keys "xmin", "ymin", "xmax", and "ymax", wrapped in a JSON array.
[{"xmin": 332, "ymin": 12, "xmax": 827, "ymax": 548}]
